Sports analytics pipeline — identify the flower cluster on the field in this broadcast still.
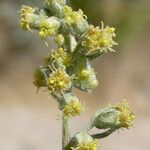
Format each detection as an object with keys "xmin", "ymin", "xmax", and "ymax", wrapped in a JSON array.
[
  {"xmin": 63, "ymin": 6, "xmax": 86, "ymax": 25},
  {"xmin": 20, "ymin": 1, "xmax": 135, "ymax": 150},
  {"xmin": 63, "ymin": 99, "xmax": 85, "ymax": 118},
  {"xmin": 33, "ymin": 48, "xmax": 73, "ymax": 93},
  {"xmin": 48, "ymin": 69, "xmax": 71, "ymax": 93},
  {"xmin": 82, "ymin": 24, "xmax": 118, "ymax": 56}
]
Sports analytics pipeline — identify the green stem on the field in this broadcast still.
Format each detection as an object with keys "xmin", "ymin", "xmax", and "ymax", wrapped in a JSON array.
[
  {"xmin": 91, "ymin": 128, "xmax": 117, "ymax": 139},
  {"xmin": 62, "ymin": 113, "xmax": 69, "ymax": 150},
  {"xmin": 82, "ymin": 121, "xmax": 94, "ymax": 133}
]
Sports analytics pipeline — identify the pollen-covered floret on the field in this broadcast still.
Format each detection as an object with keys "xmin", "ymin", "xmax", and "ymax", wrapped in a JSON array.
[
  {"xmin": 93, "ymin": 100, "xmax": 135, "ymax": 130},
  {"xmin": 74, "ymin": 139, "xmax": 99, "ymax": 150},
  {"xmin": 48, "ymin": 69, "xmax": 71, "ymax": 92},
  {"xmin": 74, "ymin": 60, "xmax": 99, "ymax": 92},
  {"xmin": 45, "ymin": 47, "xmax": 73, "ymax": 67},
  {"xmin": 114, "ymin": 100, "xmax": 135, "ymax": 128},
  {"xmin": 63, "ymin": 99, "xmax": 85, "ymax": 118},
  {"xmin": 20, "ymin": 5, "xmax": 37, "ymax": 30},
  {"xmin": 82, "ymin": 23, "xmax": 117, "ymax": 54},
  {"xmin": 63, "ymin": 5, "xmax": 87, "ymax": 25},
  {"xmin": 67, "ymin": 132, "xmax": 99, "ymax": 150},
  {"xmin": 38, "ymin": 20, "xmax": 58, "ymax": 38}
]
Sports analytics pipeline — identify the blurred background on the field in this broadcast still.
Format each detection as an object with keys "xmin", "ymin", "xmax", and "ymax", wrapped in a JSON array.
[{"xmin": 0, "ymin": 0, "xmax": 150, "ymax": 149}]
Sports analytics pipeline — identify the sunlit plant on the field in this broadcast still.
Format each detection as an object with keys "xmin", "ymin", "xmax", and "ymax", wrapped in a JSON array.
[{"xmin": 19, "ymin": 0, "xmax": 135, "ymax": 149}]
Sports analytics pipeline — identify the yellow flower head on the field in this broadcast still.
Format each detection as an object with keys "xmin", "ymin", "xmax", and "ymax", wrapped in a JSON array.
[
  {"xmin": 38, "ymin": 20, "xmax": 57, "ymax": 38},
  {"xmin": 20, "ymin": 5, "xmax": 36, "ymax": 30},
  {"xmin": 82, "ymin": 23, "xmax": 118, "ymax": 54},
  {"xmin": 63, "ymin": 6, "xmax": 87, "ymax": 25},
  {"xmin": 63, "ymin": 99, "xmax": 85, "ymax": 118},
  {"xmin": 48, "ymin": 69, "xmax": 71, "ymax": 92},
  {"xmin": 114, "ymin": 100, "xmax": 135, "ymax": 128},
  {"xmin": 45, "ymin": 47, "xmax": 73, "ymax": 67},
  {"xmin": 74, "ymin": 139, "xmax": 99, "ymax": 150}
]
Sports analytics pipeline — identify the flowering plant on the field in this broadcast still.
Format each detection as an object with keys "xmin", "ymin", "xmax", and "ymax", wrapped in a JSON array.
[{"xmin": 19, "ymin": 0, "xmax": 135, "ymax": 149}]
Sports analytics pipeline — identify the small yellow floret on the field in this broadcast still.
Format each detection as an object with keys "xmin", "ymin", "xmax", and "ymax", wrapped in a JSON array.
[
  {"xmin": 63, "ymin": 6, "xmax": 86, "ymax": 25},
  {"xmin": 115, "ymin": 100, "xmax": 135, "ymax": 128},
  {"xmin": 54, "ymin": 34, "xmax": 65, "ymax": 46},
  {"xmin": 38, "ymin": 21, "xmax": 57, "ymax": 38},
  {"xmin": 48, "ymin": 69, "xmax": 71, "ymax": 92},
  {"xmin": 20, "ymin": 5, "xmax": 35, "ymax": 30},
  {"xmin": 51, "ymin": 47, "xmax": 73, "ymax": 66},
  {"xmin": 82, "ymin": 24, "xmax": 117, "ymax": 54},
  {"xmin": 63, "ymin": 100, "xmax": 85, "ymax": 118},
  {"xmin": 75, "ymin": 139, "xmax": 99, "ymax": 150}
]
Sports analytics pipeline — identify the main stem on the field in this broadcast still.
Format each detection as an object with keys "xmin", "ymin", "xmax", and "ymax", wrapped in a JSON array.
[{"xmin": 62, "ymin": 113, "xmax": 69, "ymax": 150}]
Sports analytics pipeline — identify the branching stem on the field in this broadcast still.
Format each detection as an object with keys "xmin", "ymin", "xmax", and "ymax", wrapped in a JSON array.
[
  {"xmin": 62, "ymin": 113, "xmax": 69, "ymax": 150},
  {"xmin": 91, "ymin": 128, "xmax": 117, "ymax": 139}
]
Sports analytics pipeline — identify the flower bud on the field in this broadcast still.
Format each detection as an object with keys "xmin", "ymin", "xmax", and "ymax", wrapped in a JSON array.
[
  {"xmin": 62, "ymin": 93, "xmax": 85, "ymax": 118},
  {"xmin": 65, "ymin": 132, "xmax": 99, "ymax": 150},
  {"xmin": 65, "ymin": 34, "xmax": 77, "ymax": 52},
  {"xmin": 92, "ymin": 100, "xmax": 135, "ymax": 129},
  {"xmin": 74, "ymin": 57, "xmax": 98, "ymax": 92},
  {"xmin": 38, "ymin": 17, "xmax": 61, "ymax": 38},
  {"xmin": 20, "ymin": 5, "xmax": 39, "ymax": 30},
  {"xmin": 70, "ymin": 19, "xmax": 89, "ymax": 36},
  {"xmin": 33, "ymin": 66, "xmax": 47, "ymax": 89},
  {"xmin": 44, "ymin": 0, "xmax": 66, "ymax": 17}
]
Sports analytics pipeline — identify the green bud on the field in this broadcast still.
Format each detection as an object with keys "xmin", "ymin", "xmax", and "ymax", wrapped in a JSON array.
[
  {"xmin": 65, "ymin": 132, "xmax": 99, "ymax": 150},
  {"xmin": 44, "ymin": 0, "xmax": 65, "ymax": 17},
  {"xmin": 73, "ymin": 56, "xmax": 98, "ymax": 92},
  {"xmin": 71, "ymin": 19, "xmax": 89, "ymax": 36},
  {"xmin": 92, "ymin": 101, "xmax": 135, "ymax": 129},
  {"xmin": 92, "ymin": 107, "xmax": 120, "ymax": 129},
  {"xmin": 65, "ymin": 34, "xmax": 77, "ymax": 52},
  {"xmin": 33, "ymin": 67, "xmax": 47, "ymax": 88},
  {"xmin": 61, "ymin": 93, "xmax": 78, "ymax": 108},
  {"xmin": 60, "ymin": 93, "xmax": 85, "ymax": 118}
]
